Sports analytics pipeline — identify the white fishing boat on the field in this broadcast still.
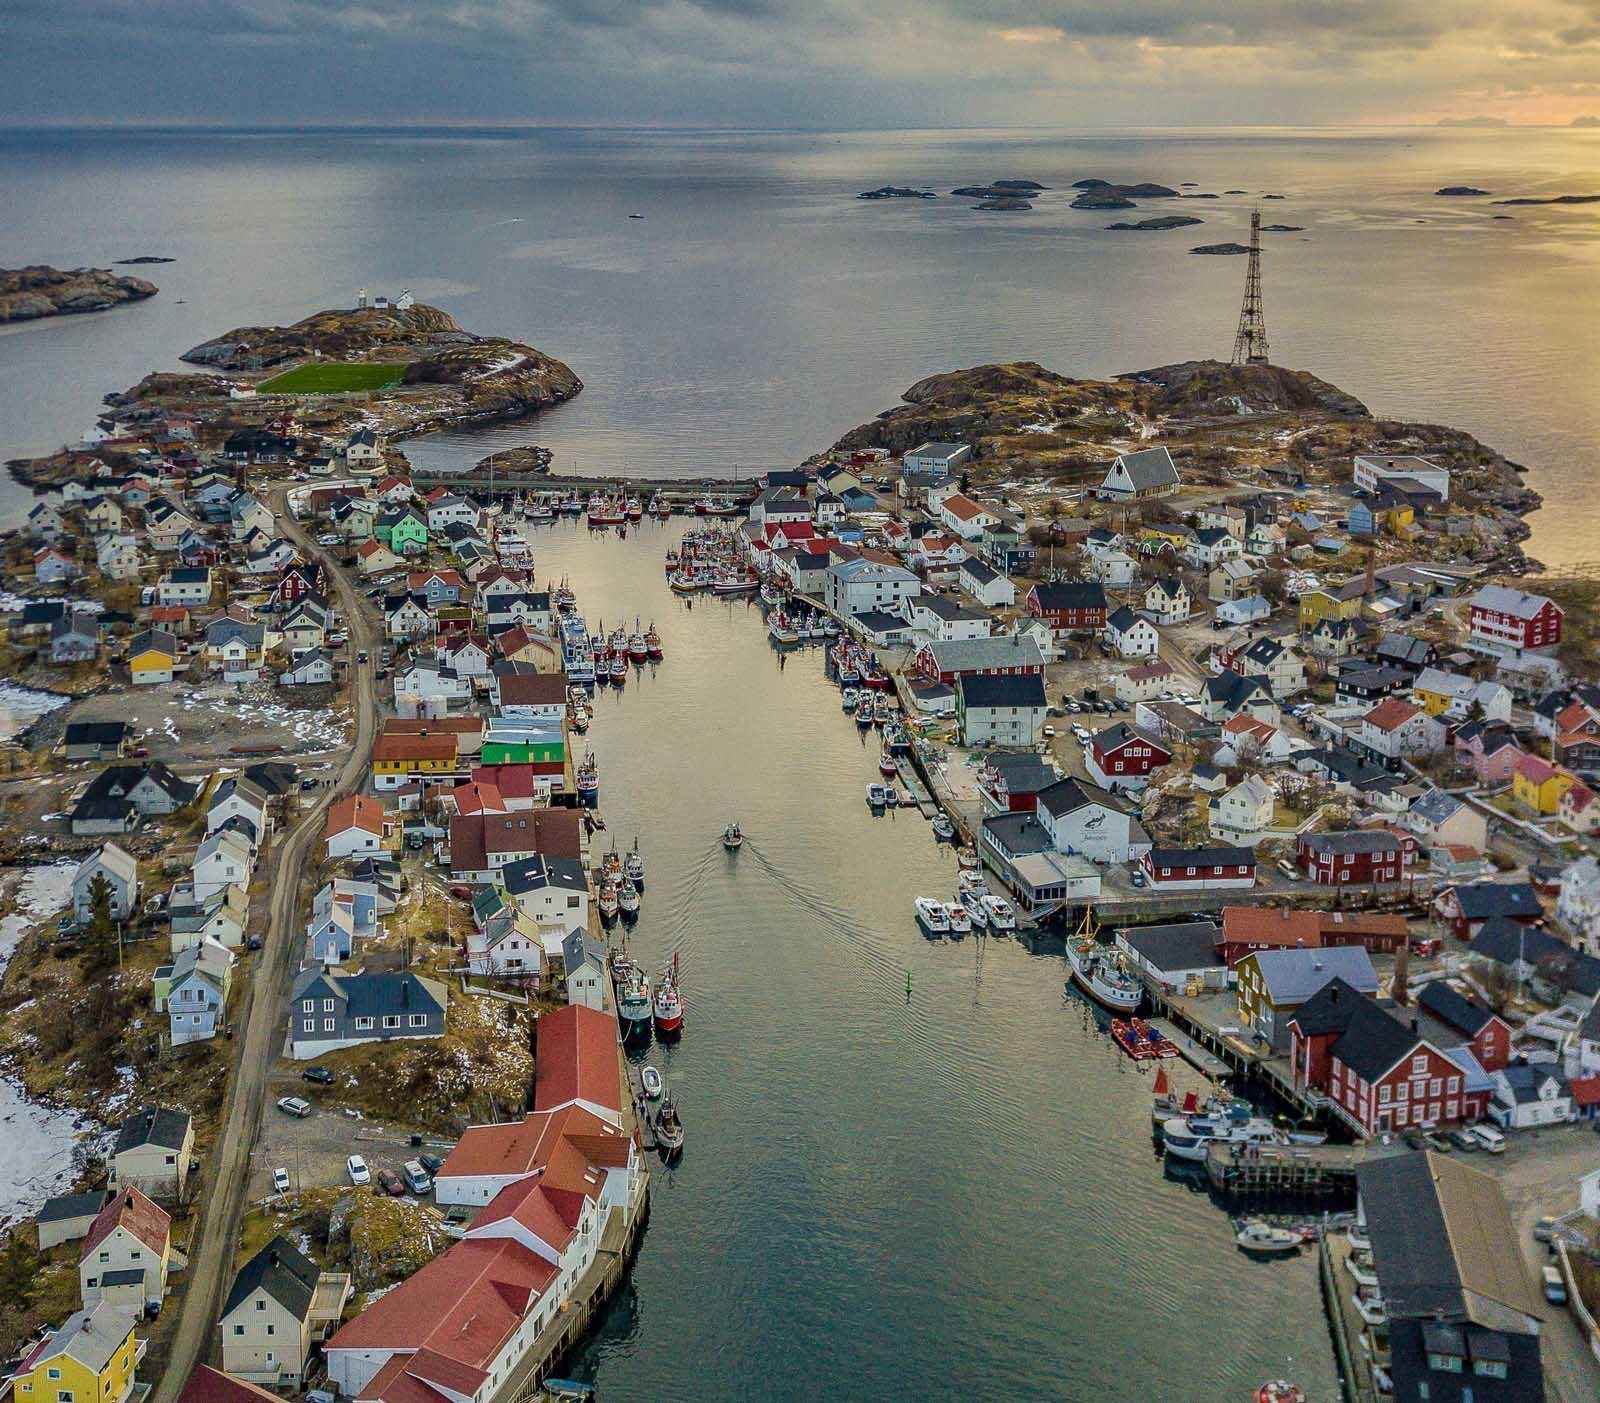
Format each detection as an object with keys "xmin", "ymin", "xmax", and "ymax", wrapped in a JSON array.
[
  {"xmin": 841, "ymin": 687, "xmax": 860, "ymax": 713},
  {"xmin": 981, "ymin": 894, "xmax": 1016, "ymax": 931},
  {"xmin": 1236, "ymin": 1220, "xmax": 1302, "ymax": 1256},
  {"xmin": 1065, "ymin": 937, "xmax": 1142, "ymax": 1013},
  {"xmin": 624, "ymin": 840, "xmax": 645, "ymax": 886},
  {"xmin": 866, "ymin": 782, "xmax": 888, "ymax": 807},
  {"xmin": 618, "ymin": 879, "xmax": 641, "ymax": 917},
  {"xmin": 914, "ymin": 897, "xmax": 950, "ymax": 934},
  {"xmin": 931, "ymin": 814, "xmax": 956, "ymax": 841},
  {"xmin": 768, "ymin": 610, "xmax": 802, "ymax": 646},
  {"xmin": 883, "ymin": 785, "xmax": 899, "ymax": 807},
  {"xmin": 598, "ymin": 881, "xmax": 620, "ymax": 921},
  {"xmin": 1161, "ymin": 1108, "xmax": 1280, "ymax": 1162}
]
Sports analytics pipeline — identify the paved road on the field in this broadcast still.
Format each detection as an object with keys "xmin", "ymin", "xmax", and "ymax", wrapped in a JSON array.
[{"xmin": 153, "ymin": 487, "xmax": 381, "ymax": 1403}]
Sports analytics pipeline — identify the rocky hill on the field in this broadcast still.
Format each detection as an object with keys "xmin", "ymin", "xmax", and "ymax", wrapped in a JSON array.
[
  {"xmin": 0, "ymin": 265, "xmax": 157, "ymax": 323},
  {"xmin": 180, "ymin": 302, "xmax": 462, "ymax": 371}
]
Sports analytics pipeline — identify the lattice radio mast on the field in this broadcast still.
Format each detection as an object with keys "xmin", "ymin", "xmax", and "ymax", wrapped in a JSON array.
[{"xmin": 1231, "ymin": 209, "xmax": 1269, "ymax": 365}]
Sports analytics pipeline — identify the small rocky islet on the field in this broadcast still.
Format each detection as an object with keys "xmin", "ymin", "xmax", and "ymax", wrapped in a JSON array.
[
  {"xmin": 0, "ymin": 264, "xmax": 158, "ymax": 323},
  {"xmin": 1105, "ymin": 215, "xmax": 1204, "ymax": 231}
]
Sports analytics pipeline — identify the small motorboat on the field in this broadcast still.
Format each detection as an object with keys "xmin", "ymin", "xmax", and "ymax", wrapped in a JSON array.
[
  {"xmin": 914, "ymin": 897, "xmax": 950, "ymax": 934},
  {"xmin": 655, "ymin": 1093, "xmax": 685, "ymax": 1157},
  {"xmin": 959, "ymin": 891, "xmax": 987, "ymax": 930},
  {"xmin": 855, "ymin": 704, "xmax": 875, "ymax": 730},
  {"xmin": 1255, "ymin": 1383, "xmax": 1307, "ymax": 1403},
  {"xmin": 980, "ymin": 894, "xmax": 1016, "ymax": 931},
  {"xmin": 598, "ymin": 881, "xmax": 620, "ymax": 921},
  {"xmin": 1236, "ymin": 1220, "xmax": 1302, "ymax": 1256},
  {"xmin": 946, "ymin": 901, "xmax": 972, "ymax": 935},
  {"xmin": 883, "ymin": 785, "xmax": 899, "ymax": 807},
  {"xmin": 641, "ymin": 1065, "xmax": 664, "ymax": 1100},
  {"xmin": 931, "ymin": 814, "xmax": 956, "ymax": 841},
  {"xmin": 956, "ymin": 846, "xmax": 979, "ymax": 871},
  {"xmin": 866, "ymin": 783, "xmax": 888, "ymax": 808},
  {"xmin": 841, "ymin": 687, "xmax": 860, "ymax": 713},
  {"xmin": 723, "ymin": 821, "xmax": 743, "ymax": 850},
  {"xmin": 879, "ymin": 749, "xmax": 897, "ymax": 776}
]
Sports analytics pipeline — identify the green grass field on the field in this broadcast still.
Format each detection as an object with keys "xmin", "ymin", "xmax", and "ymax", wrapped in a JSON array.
[{"xmin": 256, "ymin": 361, "xmax": 407, "ymax": 394}]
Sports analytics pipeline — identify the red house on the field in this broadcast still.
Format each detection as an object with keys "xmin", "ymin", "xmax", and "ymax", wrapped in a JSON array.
[
  {"xmin": 910, "ymin": 635, "xmax": 1046, "ymax": 686},
  {"xmin": 1416, "ymin": 981, "xmax": 1512, "ymax": 1072},
  {"xmin": 1287, "ymin": 980, "xmax": 1489, "ymax": 1136},
  {"xmin": 1024, "ymin": 581, "xmax": 1107, "ymax": 635},
  {"xmin": 275, "ymin": 562, "xmax": 320, "ymax": 606},
  {"xmin": 1085, "ymin": 723, "xmax": 1172, "ymax": 789},
  {"xmin": 1317, "ymin": 911, "xmax": 1408, "ymax": 955},
  {"xmin": 1140, "ymin": 846, "xmax": 1256, "ymax": 891},
  {"xmin": 1296, "ymin": 829, "xmax": 1407, "ymax": 884},
  {"xmin": 1216, "ymin": 907, "xmax": 1322, "ymax": 967},
  {"xmin": 1468, "ymin": 584, "xmax": 1562, "ymax": 657}
]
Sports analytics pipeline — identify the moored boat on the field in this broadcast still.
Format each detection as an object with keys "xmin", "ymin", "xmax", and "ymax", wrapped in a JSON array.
[
  {"xmin": 618, "ymin": 878, "xmax": 641, "ymax": 918},
  {"xmin": 624, "ymin": 840, "xmax": 645, "ymax": 886},
  {"xmin": 1235, "ymin": 1220, "xmax": 1303, "ymax": 1256},
  {"xmin": 914, "ymin": 897, "xmax": 950, "ymax": 934},
  {"xmin": 879, "ymin": 749, "xmax": 897, "ymax": 776},
  {"xmin": 1255, "ymin": 1383, "xmax": 1307, "ymax": 1403},
  {"xmin": 883, "ymin": 784, "xmax": 899, "ymax": 807},
  {"xmin": 931, "ymin": 814, "xmax": 956, "ymax": 841},
  {"xmin": 980, "ymin": 894, "xmax": 1016, "ymax": 930},
  {"xmin": 619, "ymin": 966, "xmax": 653, "ymax": 1037},
  {"xmin": 655, "ymin": 1093, "xmax": 685, "ymax": 1156},
  {"xmin": 645, "ymin": 624, "xmax": 663, "ymax": 659},
  {"xmin": 576, "ymin": 754, "xmax": 600, "ymax": 807},
  {"xmin": 641, "ymin": 1065, "xmax": 664, "ymax": 1100},
  {"xmin": 946, "ymin": 900, "xmax": 971, "ymax": 935},
  {"xmin": 866, "ymin": 782, "xmax": 888, "ymax": 807},
  {"xmin": 1066, "ymin": 937, "xmax": 1142, "ymax": 1013},
  {"xmin": 959, "ymin": 891, "xmax": 988, "ymax": 930},
  {"xmin": 653, "ymin": 964, "xmax": 684, "ymax": 1035},
  {"xmin": 598, "ymin": 881, "xmax": 620, "ymax": 922},
  {"xmin": 609, "ymin": 653, "xmax": 628, "ymax": 683},
  {"xmin": 768, "ymin": 610, "xmax": 801, "ymax": 646}
]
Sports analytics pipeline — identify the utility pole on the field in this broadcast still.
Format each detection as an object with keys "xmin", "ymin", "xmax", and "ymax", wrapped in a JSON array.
[{"xmin": 1231, "ymin": 209, "xmax": 1270, "ymax": 366}]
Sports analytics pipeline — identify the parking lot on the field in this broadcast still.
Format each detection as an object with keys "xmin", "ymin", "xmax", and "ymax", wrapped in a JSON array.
[{"xmin": 253, "ymin": 1063, "xmax": 458, "ymax": 1204}]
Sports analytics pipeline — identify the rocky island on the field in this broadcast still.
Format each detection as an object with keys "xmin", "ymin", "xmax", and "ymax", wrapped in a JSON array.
[
  {"xmin": 857, "ymin": 186, "xmax": 936, "ymax": 200},
  {"xmin": 8, "ymin": 301, "xmax": 581, "ymax": 488},
  {"xmin": 950, "ymin": 180, "xmax": 1047, "ymax": 198},
  {"xmin": 973, "ymin": 198, "xmax": 1032, "ymax": 211},
  {"xmin": 1491, "ymin": 193, "xmax": 1600, "ymax": 206},
  {"xmin": 1437, "ymin": 186, "xmax": 1490, "ymax": 196},
  {"xmin": 1070, "ymin": 180, "xmax": 1180, "ymax": 210},
  {"xmin": 823, "ymin": 357, "xmax": 1540, "ymax": 567},
  {"xmin": 1190, "ymin": 242, "xmax": 1251, "ymax": 255},
  {"xmin": 473, "ymin": 444, "xmax": 554, "ymax": 475},
  {"xmin": 1105, "ymin": 215, "xmax": 1203, "ymax": 231},
  {"xmin": 0, "ymin": 264, "xmax": 157, "ymax": 323}
]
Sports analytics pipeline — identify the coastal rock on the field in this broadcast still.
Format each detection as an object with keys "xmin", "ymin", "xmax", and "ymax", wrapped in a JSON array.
[
  {"xmin": 857, "ymin": 186, "xmax": 936, "ymax": 200},
  {"xmin": 1180, "ymin": 193, "xmax": 1220, "ymax": 199},
  {"xmin": 1261, "ymin": 224, "xmax": 1305, "ymax": 232},
  {"xmin": 1189, "ymin": 243, "xmax": 1251, "ymax": 255},
  {"xmin": 114, "ymin": 256, "xmax": 176, "ymax": 264},
  {"xmin": 1123, "ymin": 361, "xmax": 1370, "ymax": 417},
  {"xmin": 973, "ymin": 199, "xmax": 1032, "ymax": 211},
  {"xmin": 181, "ymin": 302, "xmax": 462, "ymax": 371},
  {"xmin": 1071, "ymin": 191, "xmax": 1136, "ymax": 209},
  {"xmin": 1436, "ymin": 186, "xmax": 1490, "ymax": 197},
  {"xmin": 1490, "ymin": 194, "xmax": 1600, "ymax": 206},
  {"xmin": 951, "ymin": 180, "xmax": 1045, "ymax": 196},
  {"xmin": 0, "ymin": 266, "xmax": 157, "ymax": 324},
  {"xmin": 473, "ymin": 445, "xmax": 552, "ymax": 475},
  {"xmin": 1069, "ymin": 181, "xmax": 1178, "ymax": 209},
  {"xmin": 1105, "ymin": 216, "xmax": 1204, "ymax": 231},
  {"xmin": 1261, "ymin": 193, "xmax": 1286, "ymax": 199},
  {"xmin": 1224, "ymin": 189, "xmax": 1247, "ymax": 195}
]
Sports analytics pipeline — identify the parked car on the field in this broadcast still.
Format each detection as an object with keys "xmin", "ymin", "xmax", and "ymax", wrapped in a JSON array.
[
  {"xmin": 346, "ymin": 1155, "xmax": 371, "ymax": 1186},
  {"xmin": 418, "ymin": 1151, "xmax": 445, "ymax": 1176},
  {"xmin": 376, "ymin": 1167, "xmax": 406, "ymax": 1196},
  {"xmin": 448, "ymin": 884, "xmax": 472, "ymax": 901},
  {"xmin": 276, "ymin": 1096, "xmax": 312, "ymax": 1118},
  {"xmin": 302, "ymin": 1066, "xmax": 335, "ymax": 1085},
  {"xmin": 1422, "ymin": 1131, "xmax": 1453, "ymax": 1153},
  {"xmin": 403, "ymin": 1159, "xmax": 433, "ymax": 1195},
  {"xmin": 272, "ymin": 1167, "xmax": 291, "ymax": 1195},
  {"xmin": 1402, "ymin": 1128, "xmax": 1427, "ymax": 1150},
  {"xmin": 1543, "ymin": 1264, "xmax": 1568, "ymax": 1304},
  {"xmin": 1447, "ymin": 1129, "xmax": 1479, "ymax": 1152},
  {"xmin": 356, "ymin": 650, "xmax": 369, "ymax": 664},
  {"xmin": 1042, "ymin": 724, "xmax": 1057, "ymax": 739}
]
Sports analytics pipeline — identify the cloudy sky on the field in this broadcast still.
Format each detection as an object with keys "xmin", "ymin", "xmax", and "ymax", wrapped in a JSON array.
[{"xmin": 5, "ymin": 0, "xmax": 1600, "ymax": 127}]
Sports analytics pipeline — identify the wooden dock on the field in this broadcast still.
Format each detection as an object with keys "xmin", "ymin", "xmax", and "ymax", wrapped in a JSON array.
[
  {"xmin": 1320, "ymin": 1230, "xmax": 1381, "ymax": 1403},
  {"xmin": 1204, "ymin": 1141, "xmax": 1373, "ymax": 1200},
  {"xmin": 892, "ymin": 758, "xmax": 937, "ymax": 817},
  {"xmin": 1141, "ymin": 1017, "xmax": 1231, "ymax": 1079}
]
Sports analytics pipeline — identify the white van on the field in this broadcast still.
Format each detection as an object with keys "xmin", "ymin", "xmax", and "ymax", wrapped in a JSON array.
[
  {"xmin": 1543, "ymin": 1265, "xmax": 1567, "ymax": 1304},
  {"xmin": 1471, "ymin": 1124, "xmax": 1506, "ymax": 1154}
]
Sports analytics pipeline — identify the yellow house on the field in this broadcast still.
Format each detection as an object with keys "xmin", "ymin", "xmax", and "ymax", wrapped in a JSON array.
[
  {"xmin": 1512, "ymin": 753, "xmax": 1575, "ymax": 815},
  {"xmin": 371, "ymin": 730, "xmax": 457, "ymax": 789},
  {"xmin": 1384, "ymin": 504, "xmax": 1415, "ymax": 536},
  {"xmin": 1137, "ymin": 527, "xmax": 1188, "ymax": 554},
  {"xmin": 129, "ymin": 631, "xmax": 179, "ymax": 686},
  {"xmin": 14, "ymin": 1302, "xmax": 141, "ymax": 1403},
  {"xmin": 1298, "ymin": 580, "xmax": 1367, "ymax": 631}
]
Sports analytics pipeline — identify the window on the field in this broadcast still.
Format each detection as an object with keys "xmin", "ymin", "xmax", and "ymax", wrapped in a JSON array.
[
  {"xmin": 1411, "ymin": 1055, "xmax": 1429, "ymax": 1076},
  {"xmin": 409, "ymin": 1014, "xmax": 428, "ymax": 1028},
  {"xmin": 323, "ymin": 1018, "xmax": 335, "ymax": 1032},
  {"xmin": 353, "ymin": 1016, "xmax": 374, "ymax": 1030},
  {"xmin": 1427, "ymin": 1352, "xmax": 1463, "ymax": 1374},
  {"xmin": 255, "ymin": 1299, "xmax": 265, "ymax": 1311},
  {"xmin": 48, "ymin": 1372, "xmax": 60, "ymax": 1382},
  {"xmin": 302, "ymin": 1020, "xmax": 314, "ymax": 1034},
  {"xmin": 1429, "ymin": 1078, "xmax": 1442, "ymax": 1097},
  {"xmin": 265, "ymin": 1325, "xmax": 274, "ymax": 1337},
  {"xmin": 383, "ymin": 1015, "xmax": 401, "ymax": 1029},
  {"xmin": 233, "ymin": 1325, "xmax": 245, "ymax": 1336},
  {"xmin": 322, "ymin": 998, "xmax": 335, "ymax": 1012},
  {"xmin": 1447, "ymin": 1075, "xmax": 1460, "ymax": 1094},
  {"xmin": 98, "ymin": 1252, "xmax": 109, "ymax": 1264},
  {"xmin": 1472, "ymin": 1360, "xmax": 1506, "ymax": 1380}
]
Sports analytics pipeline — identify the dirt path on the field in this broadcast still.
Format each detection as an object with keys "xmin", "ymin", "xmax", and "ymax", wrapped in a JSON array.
[{"xmin": 152, "ymin": 488, "xmax": 381, "ymax": 1403}]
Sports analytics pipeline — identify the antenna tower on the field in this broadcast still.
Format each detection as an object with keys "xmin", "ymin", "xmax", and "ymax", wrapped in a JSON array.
[{"xmin": 1231, "ymin": 209, "xmax": 1269, "ymax": 366}]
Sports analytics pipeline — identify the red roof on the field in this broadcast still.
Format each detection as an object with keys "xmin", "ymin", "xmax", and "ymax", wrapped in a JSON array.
[
  {"xmin": 327, "ymin": 794, "xmax": 384, "ymax": 839},
  {"xmin": 472, "ymin": 1175, "xmax": 579, "ymax": 1252},
  {"xmin": 1569, "ymin": 1076, "xmax": 1600, "ymax": 1107},
  {"xmin": 533, "ymin": 1004, "xmax": 622, "ymax": 1116},
  {"xmin": 495, "ymin": 625, "xmax": 535, "ymax": 656},
  {"xmin": 942, "ymin": 494, "xmax": 984, "ymax": 521},
  {"xmin": 1514, "ymin": 752, "xmax": 1564, "ymax": 786},
  {"xmin": 82, "ymin": 1185, "xmax": 170, "ymax": 1259},
  {"xmin": 470, "ymin": 764, "xmax": 541, "ymax": 802},
  {"xmin": 497, "ymin": 673, "xmax": 569, "ymax": 707},
  {"xmin": 439, "ymin": 1104, "xmax": 625, "ymax": 1181},
  {"xmin": 1219, "ymin": 907, "xmax": 1322, "ymax": 950},
  {"xmin": 330, "ymin": 1236, "xmax": 552, "ymax": 1364},
  {"xmin": 373, "ymin": 731, "xmax": 458, "ymax": 764},
  {"xmin": 449, "ymin": 809, "xmax": 582, "ymax": 872},
  {"xmin": 1364, "ymin": 697, "xmax": 1421, "ymax": 733},
  {"xmin": 178, "ymin": 1366, "xmax": 284, "ymax": 1403},
  {"xmin": 449, "ymin": 781, "xmax": 506, "ymax": 817}
]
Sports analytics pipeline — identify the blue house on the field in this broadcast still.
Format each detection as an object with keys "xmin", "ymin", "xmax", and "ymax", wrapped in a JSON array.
[{"xmin": 1349, "ymin": 503, "xmax": 1376, "ymax": 537}]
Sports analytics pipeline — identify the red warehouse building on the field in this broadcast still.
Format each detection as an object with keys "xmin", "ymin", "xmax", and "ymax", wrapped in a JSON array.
[
  {"xmin": 1024, "ymin": 581, "xmax": 1107, "ymax": 635},
  {"xmin": 1297, "ymin": 829, "xmax": 1408, "ymax": 884}
]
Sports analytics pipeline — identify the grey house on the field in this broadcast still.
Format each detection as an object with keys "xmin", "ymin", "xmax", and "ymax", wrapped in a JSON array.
[
  {"xmin": 78, "ymin": 762, "xmax": 199, "ymax": 820},
  {"xmin": 288, "ymin": 963, "xmax": 447, "ymax": 1060},
  {"xmin": 50, "ymin": 611, "xmax": 100, "ymax": 664},
  {"xmin": 62, "ymin": 721, "xmax": 131, "ymax": 761},
  {"xmin": 72, "ymin": 842, "xmax": 141, "ymax": 923},
  {"xmin": 36, "ymin": 1190, "xmax": 113, "ymax": 1251},
  {"xmin": 157, "ymin": 939, "xmax": 233, "ymax": 1046}
]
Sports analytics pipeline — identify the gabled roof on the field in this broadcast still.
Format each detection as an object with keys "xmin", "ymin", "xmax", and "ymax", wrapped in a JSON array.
[
  {"xmin": 918, "ymin": 635, "xmax": 1044, "ymax": 673},
  {"xmin": 1448, "ymin": 882, "xmax": 1542, "ymax": 921},
  {"xmin": 1036, "ymin": 776, "xmax": 1127, "ymax": 820},
  {"xmin": 1030, "ymin": 581, "xmax": 1106, "ymax": 611},
  {"xmin": 223, "ymin": 1236, "xmax": 320, "ymax": 1322},
  {"xmin": 82, "ymin": 1185, "xmax": 170, "ymax": 1259},
  {"xmin": 1358, "ymin": 1151, "xmax": 1542, "ymax": 1331},
  {"xmin": 1470, "ymin": 584, "xmax": 1555, "ymax": 620},
  {"xmin": 113, "ymin": 1105, "xmax": 191, "ymax": 1155},
  {"xmin": 1246, "ymin": 945, "xmax": 1377, "ymax": 1003},
  {"xmin": 532, "ymin": 1003, "xmax": 623, "ymax": 1116},
  {"xmin": 29, "ymin": 1303, "xmax": 137, "ymax": 1378},
  {"xmin": 1221, "ymin": 905, "xmax": 1319, "ymax": 950},
  {"xmin": 1107, "ymin": 445, "xmax": 1179, "ymax": 489},
  {"xmin": 1146, "ymin": 846, "xmax": 1253, "ymax": 869},
  {"xmin": 957, "ymin": 672, "xmax": 1046, "ymax": 709}
]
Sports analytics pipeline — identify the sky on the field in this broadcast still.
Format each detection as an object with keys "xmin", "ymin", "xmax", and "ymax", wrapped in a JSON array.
[{"xmin": 5, "ymin": 0, "xmax": 1600, "ymax": 128}]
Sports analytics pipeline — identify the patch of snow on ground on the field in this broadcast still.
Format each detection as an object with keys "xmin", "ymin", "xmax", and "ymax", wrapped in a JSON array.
[
  {"xmin": 0, "ymin": 861, "xmax": 76, "ymax": 975},
  {"xmin": 0, "ymin": 683, "xmax": 71, "ymax": 742}
]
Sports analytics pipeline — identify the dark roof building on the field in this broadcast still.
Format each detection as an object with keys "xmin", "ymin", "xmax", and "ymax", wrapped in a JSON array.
[{"xmin": 957, "ymin": 672, "xmax": 1047, "ymax": 709}]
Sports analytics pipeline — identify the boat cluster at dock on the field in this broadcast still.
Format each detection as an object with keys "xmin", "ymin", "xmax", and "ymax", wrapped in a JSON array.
[{"xmin": 664, "ymin": 526, "xmax": 770, "ymax": 596}]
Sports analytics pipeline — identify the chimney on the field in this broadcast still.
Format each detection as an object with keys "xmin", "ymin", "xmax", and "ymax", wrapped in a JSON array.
[
  {"xmin": 1364, "ymin": 547, "xmax": 1376, "ymax": 598},
  {"xmin": 1331, "ymin": 983, "xmax": 1340, "ymax": 1004},
  {"xmin": 1410, "ymin": 1017, "xmax": 1419, "ymax": 1035},
  {"xmin": 1393, "ymin": 940, "xmax": 1410, "ymax": 1005}
]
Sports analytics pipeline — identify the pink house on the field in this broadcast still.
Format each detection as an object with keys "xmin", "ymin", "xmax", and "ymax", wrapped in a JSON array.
[{"xmin": 1454, "ymin": 721, "xmax": 1522, "ymax": 784}]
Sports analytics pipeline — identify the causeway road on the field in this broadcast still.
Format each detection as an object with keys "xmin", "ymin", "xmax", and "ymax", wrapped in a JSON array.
[{"xmin": 153, "ymin": 486, "xmax": 382, "ymax": 1403}]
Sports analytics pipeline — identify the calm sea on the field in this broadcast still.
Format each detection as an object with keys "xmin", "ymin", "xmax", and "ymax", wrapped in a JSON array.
[{"xmin": 1, "ymin": 126, "xmax": 1598, "ymax": 565}]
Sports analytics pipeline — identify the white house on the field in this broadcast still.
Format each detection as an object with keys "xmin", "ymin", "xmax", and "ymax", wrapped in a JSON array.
[
  {"xmin": 1208, "ymin": 774, "xmax": 1276, "ymax": 843},
  {"xmin": 1234, "ymin": 636, "xmax": 1308, "ymax": 698},
  {"xmin": 1216, "ymin": 594, "xmax": 1272, "ymax": 626},
  {"xmin": 1357, "ymin": 698, "xmax": 1447, "ymax": 761},
  {"xmin": 1098, "ymin": 446, "xmax": 1179, "ymax": 500},
  {"xmin": 1142, "ymin": 576, "xmax": 1190, "ymax": 625},
  {"xmin": 1489, "ymin": 1064, "xmax": 1572, "ymax": 1129},
  {"xmin": 279, "ymin": 649, "xmax": 335, "ymax": 687},
  {"xmin": 1087, "ymin": 547, "xmax": 1138, "ymax": 588},
  {"xmin": 960, "ymin": 557, "xmax": 1015, "ymax": 609},
  {"xmin": 903, "ymin": 442, "xmax": 971, "ymax": 476},
  {"xmin": 1558, "ymin": 857, "xmax": 1600, "ymax": 952},
  {"xmin": 1353, "ymin": 453, "xmax": 1451, "ymax": 502},
  {"xmin": 1034, "ymin": 779, "xmax": 1149, "ymax": 865},
  {"xmin": 1104, "ymin": 606, "xmax": 1159, "ymax": 659},
  {"xmin": 325, "ymin": 795, "xmax": 385, "ymax": 861},
  {"xmin": 502, "ymin": 854, "xmax": 590, "ymax": 935},
  {"xmin": 956, "ymin": 672, "xmax": 1047, "ymax": 748},
  {"xmin": 73, "ymin": 842, "xmax": 141, "ymax": 923},
  {"xmin": 191, "ymin": 830, "xmax": 253, "ymax": 903},
  {"xmin": 825, "ymin": 557, "xmax": 919, "ymax": 618},
  {"xmin": 1115, "ymin": 659, "xmax": 1176, "ymax": 704},
  {"xmin": 938, "ymin": 494, "xmax": 999, "ymax": 542}
]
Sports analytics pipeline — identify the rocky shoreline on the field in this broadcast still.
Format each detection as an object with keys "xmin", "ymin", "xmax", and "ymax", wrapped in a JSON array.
[
  {"xmin": 0, "ymin": 265, "xmax": 157, "ymax": 324},
  {"xmin": 7, "ymin": 302, "xmax": 581, "ymax": 490}
]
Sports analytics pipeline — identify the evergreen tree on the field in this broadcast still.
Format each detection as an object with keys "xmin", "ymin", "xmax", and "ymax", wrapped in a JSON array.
[
  {"xmin": 0, "ymin": 1231, "xmax": 38, "ymax": 1318},
  {"xmin": 79, "ymin": 872, "xmax": 119, "ymax": 975}
]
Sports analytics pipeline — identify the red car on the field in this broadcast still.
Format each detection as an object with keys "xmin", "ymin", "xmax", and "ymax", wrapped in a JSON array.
[
  {"xmin": 376, "ymin": 1167, "xmax": 406, "ymax": 1196},
  {"xmin": 447, "ymin": 884, "xmax": 471, "ymax": 901}
]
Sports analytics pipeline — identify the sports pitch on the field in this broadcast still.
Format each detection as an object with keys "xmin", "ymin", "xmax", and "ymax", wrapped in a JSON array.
[{"xmin": 256, "ymin": 362, "xmax": 407, "ymax": 394}]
